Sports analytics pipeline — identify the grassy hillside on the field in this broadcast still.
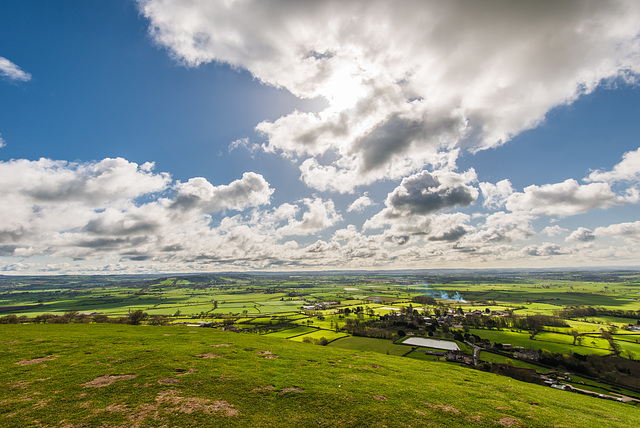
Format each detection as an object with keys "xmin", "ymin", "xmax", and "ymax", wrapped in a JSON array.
[{"xmin": 1, "ymin": 324, "xmax": 638, "ymax": 427}]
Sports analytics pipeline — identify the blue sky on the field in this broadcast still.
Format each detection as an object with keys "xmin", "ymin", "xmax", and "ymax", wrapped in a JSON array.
[{"xmin": 1, "ymin": 0, "xmax": 640, "ymax": 273}]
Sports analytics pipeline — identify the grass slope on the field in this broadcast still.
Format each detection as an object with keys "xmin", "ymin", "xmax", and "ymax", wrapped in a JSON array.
[{"xmin": 1, "ymin": 324, "xmax": 638, "ymax": 427}]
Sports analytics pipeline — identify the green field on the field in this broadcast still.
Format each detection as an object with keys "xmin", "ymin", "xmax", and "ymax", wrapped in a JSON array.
[
  {"xmin": 263, "ymin": 326, "xmax": 317, "ymax": 339},
  {"xmin": 468, "ymin": 329, "xmax": 612, "ymax": 356},
  {"xmin": 329, "ymin": 336, "xmax": 408, "ymax": 356},
  {"xmin": 2, "ymin": 323, "xmax": 639, "ymax": 427}
]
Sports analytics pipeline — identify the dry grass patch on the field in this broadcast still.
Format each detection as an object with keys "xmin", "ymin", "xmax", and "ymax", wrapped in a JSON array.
[
  {"xmin": 15, "ymin": 355, "xmax": 57, "ymax": 366},
  {"xmin": 82, "ymin": 374, "xmax": 137, "ymax": 388},
  {"xmin": 425, "ymin": 403, "xmax": 460, "ymax": 413},
  {"xmin": 196, "ymin": 353, "xmax": 225, "ymax": 359},
  {"xmin": 156, "ymin": 390, "xmax": 238, "ymax": 416},
  {"xmin": 256, "ymin": 350, "xmax": 279, "ymax": 359},
  {"xmin": 8, "ymin": 380, "xmax": 31, "ymax": 389},
  {"xmin": 34, "ymin": 398, "xmax": 51, "ymax": 408},
  {"xmin": 498, "ymin": 416, "xmax": 522, "ymax": 427},
  {"xmin": 252, "ymin": 385, "xmax": 275, "ymax": 392},
  {"xmin": 280, "ymin": 387, "xmax": 304, "ymax": 394}
]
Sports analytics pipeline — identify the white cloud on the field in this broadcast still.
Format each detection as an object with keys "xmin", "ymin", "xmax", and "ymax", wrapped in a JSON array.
[
  {"xmin": 504, "ymin": 179, "xmax": 630, "ymax": 217},
  {"xmin": 542, "ymin": 225, "xmax": 568, "ymax": 237},
  {"xmin": 173, "ymin": 172, "xmax": 273, "ymax": 212},
  {"xmin": 586, "ymin": 147, "xmax": 640, "ymax": 183},
  {"xmin": 0, "ymin": 134, "xmax": 5, "ymax": 148},
  {"xmin": 566, "ymin": 227, "xmax": 595, "ymax": 242},
  {"xmin": 464, "ymin": 211, "xmax": 534, "ymax": 244},
  {"xmin": 347, "ymin": 193, "xmax": 373, "ymax": 212},
  {"xmin": 0, "ymin": 57, "xmax": 31, "ymax": 82},
  {"xmin": 0, "ymin": 157, "xmax": 170, "ymax": 206},
  {"xmin": 521, "ymin": 243, "xmax": 565, "ymax": 257},
  {"xmin": 480, "ymin": 179, "xmax": 514, "ymax": 209},
  {"xmin": 278, "ymin": 197, "xmax": 342, "ymax": 236},
  {"xmin": 139, "ymin": 0, "xmax": 640, "ymax": 191},
  {"xmin": 594, "ymin": 221, "xmax": 640, "ymax": 243}
]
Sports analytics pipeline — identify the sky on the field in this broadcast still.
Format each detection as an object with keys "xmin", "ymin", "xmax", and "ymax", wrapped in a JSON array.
[{"xmin": 1, "ymin": 0, "xmax": 640, "ymax": 274}]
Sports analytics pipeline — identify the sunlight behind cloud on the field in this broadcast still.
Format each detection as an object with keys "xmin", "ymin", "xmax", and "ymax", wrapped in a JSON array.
[{"xmin": 322, "ymin": 69, "xmax": 367, "ymax": 111}]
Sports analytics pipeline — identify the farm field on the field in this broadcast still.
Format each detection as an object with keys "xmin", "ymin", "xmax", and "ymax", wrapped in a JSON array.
[
  {"xmin": 467, "ymin": 328, "xmax": 612, "ymax": 356},
  {"xmin": 329, "ymin": 336, "xmax": 409, "ymax": 356}
]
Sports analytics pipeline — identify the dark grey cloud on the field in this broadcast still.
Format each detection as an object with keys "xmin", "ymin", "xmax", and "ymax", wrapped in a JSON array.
[
  {"xmin": 83, "ymin": 216, "xmax": 159, "ymax": 236},
  {"xmin": 385, "ymin": 171, "xmax": 477, "ymax": 216},
  {"xmin": 428, "ymin": 225, "xmax": 468, "ymax": 242}
]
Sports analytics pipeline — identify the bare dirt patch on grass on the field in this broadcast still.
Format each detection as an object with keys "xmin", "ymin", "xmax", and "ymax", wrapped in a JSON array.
[
  {"xmin": 34, "ymin": 399, "xmax": 51, "ymax": 409},
  {"xmin": 252, "ymin": 385, "xmax": 275, "ymax": 392},
  {"xmin": 425, "ymin": 403, "xmax": 460, "ymax": 413},
  {"xmin": 93, "ymin": 403, "xmax": 129, "ymax": 414},
  {"xmin": 210, "ymin": 343, "xmax": 232, "ymax": 348},
  {"xmin": 158, "ymin": 378, "xmax": 180, "ymax": 385},
  {"xmin": 2, "ymin": 340, "xmax": 19, "ymax": 345},
  {"xmin": 196, "ymin": 353, "xmax": 225, "ymax": 359},
  {"xmin": 256, "ymin": 350, "xmax": 279, "ymax": 359},
  {"xmin": 15, "ymin": 355, "xmax": 57, "ymax": 366},
  {"xmin": 373, "ymin": 395, "xmax": 387, "ymax": 401},
  {"xmin": 498, "ymin": 416, "xmax": 522, "ymax": 427},
  {"xmin": 280, "ymin": 387, "xmax": 304, "ymax": 394},
  {"xmin": 8, "ymin": 380, "xmax": 31, "ymax": 389},
  {"xmin": 82, "ymin": 374, "xmax": 137, "ymax": 388},
  {"xmin": 157, "ymin": 390, "xmax": 238, "ymax": 416}
]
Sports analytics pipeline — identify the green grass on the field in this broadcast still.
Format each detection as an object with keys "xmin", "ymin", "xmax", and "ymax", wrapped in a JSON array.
[
  {"xmin": 263, "ymin": 326, "xmax": 317, "ymax": 339},
  {"xmin": 2, "ymin": 324, "xmax": 638, "ymax": 427},
  {"xmin": 478, "ymin": 352, "xmax": 551, "ymax": 373},
  {"xmin": 289, "ymin": 329, "xmax": 348, "ymax": 342},
  {"xmin": 330, "ymin": 336, "xmax": 428, "ymax": 357},
  {"xmin": 468, "ymin": 329, "xmax": 612, "ymax": 356}
]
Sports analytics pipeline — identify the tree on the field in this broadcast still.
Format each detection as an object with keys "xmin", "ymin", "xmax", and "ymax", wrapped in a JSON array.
[
  {"xmin": 571, "ymin": 330, "xmax": 580, "ymax": 346},
  {"xmin": 149, "ymin": 315, "xmax": 168, "ymax": 326},
  {"xmin": 397, "ymin": 330, "xmax": 406, "ymax": 337},
  {"xmin": 128, "ymin": 310, "xmax": 148, "ymax": 325}
]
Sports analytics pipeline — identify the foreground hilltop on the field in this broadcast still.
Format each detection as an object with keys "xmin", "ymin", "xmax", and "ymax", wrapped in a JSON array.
[{"xmin": 1, "ymin": 324, "xmax": 637, "ymax": 427}]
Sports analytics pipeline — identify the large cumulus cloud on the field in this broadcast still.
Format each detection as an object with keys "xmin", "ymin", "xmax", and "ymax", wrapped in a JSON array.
[{"xmin": 138, "ymin": 0, "xmax": 640, "ymax": 191}]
